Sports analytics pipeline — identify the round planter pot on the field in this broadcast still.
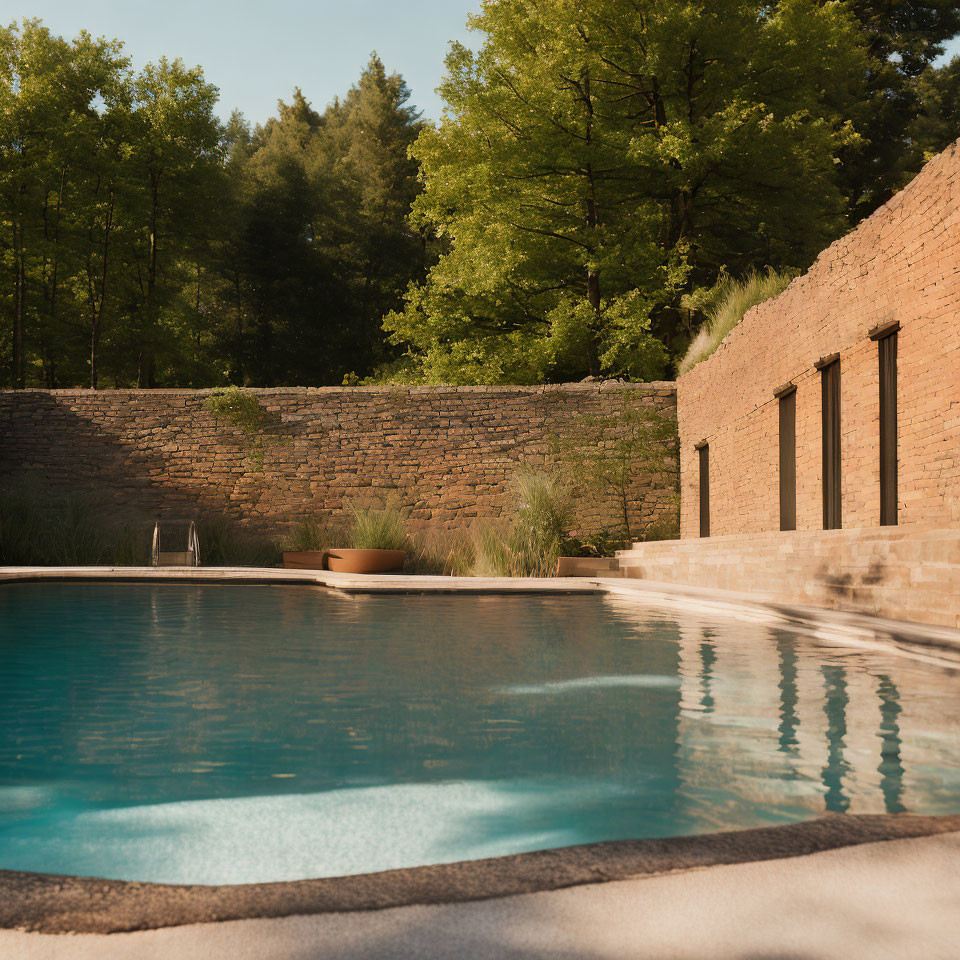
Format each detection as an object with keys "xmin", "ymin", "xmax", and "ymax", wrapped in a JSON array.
[
  {"xmin": 326, "ymin": 548, "xmax": 407, "ymax": 574},
  {"xmin": 283, "ymin": 550, "xmax": 328, "ymax": 570}
]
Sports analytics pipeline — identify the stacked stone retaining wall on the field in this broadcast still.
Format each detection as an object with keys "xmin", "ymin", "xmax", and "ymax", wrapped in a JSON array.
[{"xmin": 0, "ymin": 383, "xmax": 679, "ymax": 537}]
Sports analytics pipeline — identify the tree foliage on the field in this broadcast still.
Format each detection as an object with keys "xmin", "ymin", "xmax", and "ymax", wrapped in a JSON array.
[
  {"xmin": 0, "ymin": 21, "xmax": 428, "ymax": 388},
  {"xmin": 839, "ymin": 0, "xmax": 960, "ymax": 219},
  {"xmin": 385, "ymin": 0, "xmax": 868, "ymax": 384},
  {"xmin": 551, "ymin": 396, "xmax": 677, "ymax": 541},
  {"xmin": 1, "ymin": 11, "xmax": 957, "ymax": 390}
]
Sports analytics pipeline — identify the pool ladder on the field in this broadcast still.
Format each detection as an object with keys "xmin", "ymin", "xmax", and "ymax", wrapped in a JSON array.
[{"xmin": 152, "ymin": 521, "xmax": 200, "ymax": 567}]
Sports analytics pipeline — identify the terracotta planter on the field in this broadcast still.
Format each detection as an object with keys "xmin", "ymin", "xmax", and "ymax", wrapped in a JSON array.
[
  {"xmin": 555, "ymin": 556, "xmax": 619, "ymax": 577},
  {"xmin": 282, "ymin": 550, "xmax": 328, "ymax": 570},
  {"xmin": 326, "ymin": 548, "xmax": 407, "ymax": 574}
]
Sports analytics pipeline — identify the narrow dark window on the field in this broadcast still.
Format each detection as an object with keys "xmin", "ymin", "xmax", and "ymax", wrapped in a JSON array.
[
  {"xmin": 878, "ymin": 332, "xmax": 898, "ymax": 525},
  {"xmin": 697, "ymin": 443, "xmax": 710, "ymax": 538},
  {"xmin": 778, "ymin": 387, "xmax": 797, "ymax": 531},
  {"xmin": 819, "ymin": 357, "xmax": 841, "ymax": 530}
]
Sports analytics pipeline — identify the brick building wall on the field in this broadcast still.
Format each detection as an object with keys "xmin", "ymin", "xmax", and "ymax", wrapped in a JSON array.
[
  {"xmin": 0, "ymin": 383, "xmax": 678, "ymax": 536},
  {"xmin": 677, "ymin": 140, "xmax": 960, "ymax": 539}
]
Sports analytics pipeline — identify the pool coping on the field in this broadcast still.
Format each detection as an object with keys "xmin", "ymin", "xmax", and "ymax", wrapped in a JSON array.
[
  {"xmin": 2, "ymin": 814, "xmax": 959, "ymax": 934},
  {"xmin": 3, "ymin": 566, "xmax": 960, "ymax": 934},
  {"xmin": 3, "ymin": 565, "xmax": 959, "ymax": 658}
]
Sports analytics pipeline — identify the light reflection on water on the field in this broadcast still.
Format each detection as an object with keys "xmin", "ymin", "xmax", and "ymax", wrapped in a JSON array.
[{"xmin": 0, "ymin": 583, "xmax": 958, "ymax": 884}]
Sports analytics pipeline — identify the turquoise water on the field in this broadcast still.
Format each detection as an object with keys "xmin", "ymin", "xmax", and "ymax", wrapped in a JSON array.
[{"xmin": 0, "ymin": 582, "xmax": 958, "ymax": 884}]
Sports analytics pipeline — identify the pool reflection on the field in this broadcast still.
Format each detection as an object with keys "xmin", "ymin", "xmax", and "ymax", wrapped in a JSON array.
[
  {"xmin": 0, "ymin": 584, "xmax": 958, "ymax": 883},
  {"xmin": 665, "ymin": 607, "xmax": 960, "ymax": 824}
]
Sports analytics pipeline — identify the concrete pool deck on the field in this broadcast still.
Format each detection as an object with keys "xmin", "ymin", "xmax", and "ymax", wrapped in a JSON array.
[{"xmin": 3, "ymin": 828, "xmax": 960, "ymax": 958}]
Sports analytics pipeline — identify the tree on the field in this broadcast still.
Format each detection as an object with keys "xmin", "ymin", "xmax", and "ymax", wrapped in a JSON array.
[
  {"xmin": 902, "ymin": 56, "xmax": 960, "ymax": 171},
  {"xmin": 552, "ymin": 395, "xmax": 677, "ymax": 542},
  {"xmin": 0, "ymin": 21, "xmax": 127, "ymax": 386},
  {"xmin": 121, "ymin": 58, "xmax": 223, "ymax": 387},
  {"xmin": 840, "ymin": 0, "xmax": 960, "ymax": 220},
  {"xmin": 77, "ymin": 80, "xmax": 129, "ymax": 389},
  {"xmin": 207, "ymin": 59, "xmax": 429, "ymax": 386},
  {"xmin": 385, "ymin": 0, "xmax": 866, "ymax": 384},
  {"xmin": 325, "ymin": 55, "xmax": 428, "ymax": 371}
]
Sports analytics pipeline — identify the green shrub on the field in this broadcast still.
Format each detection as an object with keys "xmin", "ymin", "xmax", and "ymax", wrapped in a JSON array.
[
  {"xmin": 565, "ymin": 527, "xmax": 631, "ymax": 558},
  {"xmin": 680, "ymin": 268, "xmax": 796, "ymax": 375},
  {"xmin": 509, "ymin": 468, "xmax": 575, "ymax": 576},
  {"xmin": 204, "ymin": 387, "xmax": 266, "ymax": 434},
  {"xmin": 204, "ymin": 387, "xmax": 290, "ymax": 472},
  {"xmin": 640, "ymin": 517, "xmax": 681, "ymax": 542}
]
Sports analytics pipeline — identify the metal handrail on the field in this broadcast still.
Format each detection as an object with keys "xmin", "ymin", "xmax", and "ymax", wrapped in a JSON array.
[
  {"xmin": 152, "ymin": 520, "xmax": 200, "ymax": 567},
  {"xmin": 188, "ymin": 521, "xmax": 200, "ymax": 566}
]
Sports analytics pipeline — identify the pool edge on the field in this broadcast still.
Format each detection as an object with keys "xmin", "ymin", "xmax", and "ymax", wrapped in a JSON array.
[
  {"xmin": 2, "ymin": 814, "xmax": 959, "ymax": 934},
  {"xmin": 3, "ymin": 566, "xmax": 959, "ymax": 658}
]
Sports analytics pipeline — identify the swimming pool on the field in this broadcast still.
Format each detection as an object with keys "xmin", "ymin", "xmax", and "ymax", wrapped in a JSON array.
[{"xmin": 1, "ymin": 582, "xmax": 958, "ymax": 885}]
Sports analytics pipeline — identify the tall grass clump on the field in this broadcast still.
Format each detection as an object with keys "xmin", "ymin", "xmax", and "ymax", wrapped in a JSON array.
[
  {"xmin": 407, "ymin": 528, "xmax": 475, "ymax": 575},
  {"xmin": 509, "ymin": 468, "xmax": 575, "ymax": 576},
  {"xmin": 470, "ymin": 525, "xmax": 515, "ymax": 577},
  {"xmin": 680, "ymin": 268, "xmax": 796, "ymax": 375},
  {"xmin": 458, "ymin": 469, "xmax": 575, "ymax": 578},
  {"xmin": 279, "ymin": 516, "xmax": 345, "ymax": 553},
  {"xmin": 0, "ymin": 480, "xmax": 150, "ymax": 565},
  {"xmin": 198, "ymin": 517, "xmax": 282, "ymax": 566},
  {"xmin": 347, "ymin": 503, "xmax": 411, "ymax": 551}
]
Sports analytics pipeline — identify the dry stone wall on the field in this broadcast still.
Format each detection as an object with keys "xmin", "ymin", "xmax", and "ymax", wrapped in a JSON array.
[{"xmin": 0, "ymin": 383, "xmax": 678, "ymax": 537}]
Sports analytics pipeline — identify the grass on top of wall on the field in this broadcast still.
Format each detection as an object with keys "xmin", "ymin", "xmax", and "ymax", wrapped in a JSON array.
[{"xmin": 679, "ymin": 268, "xmax": 796, "ymax": 376}]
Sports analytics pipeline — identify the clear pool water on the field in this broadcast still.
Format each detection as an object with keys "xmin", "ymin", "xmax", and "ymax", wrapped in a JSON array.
[{"xmin": 1, "ymin": 582, "xmax": 958, "ymax": 884}]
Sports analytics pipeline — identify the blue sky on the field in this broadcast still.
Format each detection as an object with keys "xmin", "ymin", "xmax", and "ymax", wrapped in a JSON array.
[
  {"xmin": 7, "ymin": 0, "xmax": 480, "ymax": 122},
  {"xmin": 5, "ymin": 2, "xmax": 960, "ymax": 125}
]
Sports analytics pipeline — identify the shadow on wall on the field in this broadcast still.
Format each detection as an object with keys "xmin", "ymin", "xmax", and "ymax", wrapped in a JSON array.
[
  {"xmin": 0, "ymin": 388, "xmax": 681, "ymax": 544},
  {"xmin": 0, "ymin": 393, "xmax": 284, "ymax": 565},
  {"xmin": 817, "ymin": 559, "xmax": 887, "ymax": 602},
  {"xmin": 0, "ymin": 392, "xmax": 218, "ymax": 522}
]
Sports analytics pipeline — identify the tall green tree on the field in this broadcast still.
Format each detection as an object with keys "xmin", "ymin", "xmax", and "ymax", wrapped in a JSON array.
[
  {"xmin": 0, "ymin": 20, "xmax": 129, "ymax": 386},
  {"xmin": 225, "ymin": 90, "xmax": 345, "ymax": 384},
  {"xmin": 841, "ymin": 0, "xmax": 960, "ymax": 219},
  {"xmin": 75, "ymin": 69, "xmax": 130, "ymax": 389},
  {"xmin": 0, "ymin": 20, "xmax": 227, "ymax": 389},
  {"xmin": 121, "ymin": 58, "xmax": 223, "ymax": 386},
  {"xmin": 325, "ymin": 55, "xmax": 428, "ymax": 370},
  {"xmin": 34, "ymin": 32, "xmax": 129, "ymax": 388},
  {"xmin": 385, "ymin": 0, "xmax": 867, "ymax": 384},
  {"xmin": 902, "ymin": 55, "xmax": 960, "ymax": 172},
  {"xmin": 206, "ymin": 58, "xmax": 429, "ymax": 386}
]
